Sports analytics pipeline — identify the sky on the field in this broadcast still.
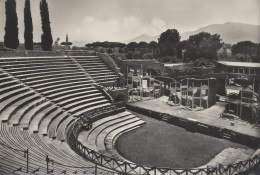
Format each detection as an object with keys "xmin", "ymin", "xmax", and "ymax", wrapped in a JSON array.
[{"xmin": 0, "ymin": 0, "xmax": 259, "ymax": 44}]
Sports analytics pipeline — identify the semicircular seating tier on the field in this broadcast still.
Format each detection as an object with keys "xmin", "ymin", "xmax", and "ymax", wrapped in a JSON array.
[{"xmin": 0, "ymin": 56, "xmax": 123, "ymax": 174}]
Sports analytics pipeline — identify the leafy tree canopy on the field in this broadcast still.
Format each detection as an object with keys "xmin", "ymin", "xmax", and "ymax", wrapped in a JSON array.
[
  {"xmin": 61, "ymin": 42, "xmax": 72, "ymax": 46},
  {"xmin": 148, "ymin": 41, "xmax": 158, "ymax": 49},
  {"xmin": 185, "ymin": 32, "xmax": 223, "ymax": 60},
  {"xmin": 137, "ymin": 41, "xmax": 148, "ymax": 49},
  {"xmin": 232, "ymin": 41, "xmax": 258, "ymax": 56},
  {"xmin": 158, "ymin": 29, "xmax": 180, "ymax": 56},
  {"xmin": 86, "ymin": 41, "xmax": 126, "ymax": 48}
]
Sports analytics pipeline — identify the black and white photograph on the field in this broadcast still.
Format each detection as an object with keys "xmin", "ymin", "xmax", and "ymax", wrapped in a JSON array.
[{"xmin": 0, "ymin": 0, "xmax": 259, "ymax": 174}]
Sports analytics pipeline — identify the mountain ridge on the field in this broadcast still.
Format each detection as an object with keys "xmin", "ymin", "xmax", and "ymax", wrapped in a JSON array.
[{"xmin": 126, "ymin": 22, "xmax": 260, "ymax": 44}]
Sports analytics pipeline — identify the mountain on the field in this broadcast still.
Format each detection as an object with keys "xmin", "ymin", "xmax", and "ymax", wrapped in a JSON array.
[
  {"xmin": 180, "ymin": 22, "xmax": 260, "ymax": 44},
  {"xmin": 125, "ymin": 34, "xmax": 158, "ymax": 43},
  {"xmin": 127, "ymin": 22, "xmax": 260, "ymax": 44}
]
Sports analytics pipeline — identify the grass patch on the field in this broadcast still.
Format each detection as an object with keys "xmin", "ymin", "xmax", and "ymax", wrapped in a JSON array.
[{"xmin": 115, "ymin": 110, "xmax": 251, "ymax": 168}]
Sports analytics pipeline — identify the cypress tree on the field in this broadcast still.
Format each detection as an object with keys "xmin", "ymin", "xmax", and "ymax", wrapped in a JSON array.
[
  {"xmin": 24, "ymin": 0, "xmax": 33, "ymax": 50},
  {"xmin": 40, "ymin": 0, "xmax": 53, "ymax": 51},
  {"xmin": 4, "ymin": 0, "xmax": 19, "ymax": 49}
]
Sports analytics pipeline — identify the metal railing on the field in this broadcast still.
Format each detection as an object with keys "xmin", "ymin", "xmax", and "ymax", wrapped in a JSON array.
[{"xmin": 66, "ymin": 102, "xmax": 260, "ymax": 175}]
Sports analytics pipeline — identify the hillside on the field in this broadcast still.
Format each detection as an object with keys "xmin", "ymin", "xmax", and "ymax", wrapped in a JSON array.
[
  {"xmin": 125, "ymin": 34, "xmax": 158, "ymax": 43},
  {"xmin": 181, "ymin": 22, "xmax": 260, "ymax": 44},
  {"xmin": 127, "ymin": 22, "xmax": 260, "ymax": 44}
]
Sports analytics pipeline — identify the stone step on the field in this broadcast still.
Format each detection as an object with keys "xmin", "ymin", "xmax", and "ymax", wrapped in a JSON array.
[
  {"xmin": 56, "ymin": 92, "xmax": 102, "ymax": 107},
  {"xmin": 85, "ymin": 115, "xmax": 137, "ymax": 151},
  {"xmin": 0, "ymin": 90, "xmax": 35, "ymax": 121},
  {"xmin": 33, "ymin": 80, "xmax": 91, "ymax": 92},
  {"xmin": 29, "ymin": 77, "xmax": 88, "ymax": 88},
  {"xmin": 13, "ymin": 69, "xmax": 80, "ymax": 78},
  {"xmin": 42, "ymin": 84, "xmax": 93, "ymax": 96},
  {"xmin": 56, "ymin": 116, "xmax": 76, "ymax": 141},
  {"xmin": 0, "ymin": 86, "xmax": 29, "ymax": 103},
  {"xmin": 51, "ymin": 88, "xmax": 97, "ymax": 101},
  {"xmin": 3, "ymin": 65, "xmax": 78, "ymax": 73},
  {"xmin": 19, "ymin": 101, "xmax": 51, "ymax": 128},
  {"xmin": 105, "ymin": 125, "xmax": 142, "ymax": 162},
  {"xmin": 29, "ymin": 105, "xmax": 58, "ymax": 132},
  {"xmin": 63, "ymin": 96, "xmax": 106, "ymax": 109},
  {"xmin": 48, "ymin": 112, "xmax": 69, "ymax": 139},
  {"xmin": 19, "ymin": 71, "xmax": 84, "ymax": 82},
  {"xmin": 86, "ymin": 111, "xmax": 132, "ymax": 135},
  {"xmin": 72, "ymin": 101, "xmax": 111, "ymax": 117},
  {"xmin": 97, "ymin": 120, "xmax": 145, "ymax": 154},
  {"xmin": 0, "ymin": 83, "xmax": 22, "ymax": 95},
  {"xmin": 38, "ymin": 108, "xmax": 64, "ymax": 135},
  {"xmin": 0, "ymin": 79, "xmax": 19, "ymax": 89},
  {"xmin": 9, "ymin": 97, "xmax": 45, "ymax": 126},
  {"xmin": 0, "ymin": 76, "xmax": 12, "ymax": 83}
]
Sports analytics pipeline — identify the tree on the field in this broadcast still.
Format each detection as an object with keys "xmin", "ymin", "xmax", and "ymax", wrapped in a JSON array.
[
  {"xmin": 137, "ymin": 41, "xmax": 148, "ymax": 49},
  {"xmin": 40, "ymin": 0, "xmax": 53, "ymax": 51},
  {"xmin": 186, "ymin": 32, "xmax": 222, "ymax": 61},
  {"xmin": 4, "ymin": 0, "xmax": 19, "ymax": 49},
  {"xmin": 24, "ymin": 0, "xmax": 33, "ymax": 50},
  {"xmin": 60, "ymin": 42, "xmax": 72, "ymax": 46},
  {"xmin": 148, "ymin": 41, "xmax": 158, "ymax": 49},
  {"xmin": 232, "ymin": 41, "xmax": 258, "ymax": 61},
  {"xmin": 255, "ymin": 43, "xmax": 260, "ymax": 63},
  {"xmin": 148, "ymin": 41, "xmax": 158, "ymax": 56},
  {"xmin": 85, "ymin": 41, "xmax": 126, "ymax": 48},
  {"xmin": 158, "ymin": 29, "xmax": 180, "ymax": 56},
  {"xmin": 126, "ymin": 42, "xmax": 138, "ymax": 52}
]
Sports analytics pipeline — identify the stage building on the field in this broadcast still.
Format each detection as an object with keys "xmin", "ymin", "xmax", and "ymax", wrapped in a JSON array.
[{"xmin": 169, "ymin": 78, "xmax": 217, "ymax": 109}]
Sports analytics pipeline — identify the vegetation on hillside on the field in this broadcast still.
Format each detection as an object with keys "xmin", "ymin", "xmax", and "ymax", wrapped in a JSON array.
[
  {"xmin": 87, "ymin": 28, "xmax": 260, "ymax": 65},
  {"xmin": 232, "ymin": 41, "xmax": 260, "ymax": 62}
]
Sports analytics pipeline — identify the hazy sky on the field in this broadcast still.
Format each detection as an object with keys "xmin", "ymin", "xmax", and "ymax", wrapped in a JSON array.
[{"xmin": 0, "ymin": 0, "xmax": 259, "ymax": 43}]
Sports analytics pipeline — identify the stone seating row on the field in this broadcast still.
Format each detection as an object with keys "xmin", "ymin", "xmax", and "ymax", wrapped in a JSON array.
[
  {"xmin": 75, "ymin": 57, "xmax": 119, "ymax": 85},
  {"xmin": 1, "ymin": 57, "xmax": 112, "ymax": 118},
  {"xmin": 78, "ymin": 111, "xmax": 145, "ymax": 163},
  {"xmin": 0, "ymin": 70, "xmax": 111, "ymax": 142},
  {"xmin": 0, "ymin": 123, "xmax": 115, "ymax": 174},
  {"xmin": 0, "ymin": 56, "xmax": 122, "ymax": 174}
]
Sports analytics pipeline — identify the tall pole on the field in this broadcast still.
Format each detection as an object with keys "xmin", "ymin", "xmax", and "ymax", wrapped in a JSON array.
[
  {"xmin": 132, "ymin": 72, "xmax": 134, "ymax": 102},
  {"xmin": 26, "ymin": 149, "xmax": 29, "ymax": 173},
  {"xmin": 126, "ymin": 65, "xmax": 128, "ymax": 86},
  {"xmin": 46, "ymin": 155, "xmax": 49, "ymax": 174},
  {"xmin": 95, "ymin": 164, "xmax": 98, "ymax": 175},
  {"xmin": 207, "ymin": 79, "xmax": 209, "ymax": 108},
  {"xmin": 186, "ymin": 79, "xmax": 189, "ymax": 108},
  {"xmin": 169, "ymin": 80, "xmax": 171, "ymax": 101},
  {"xmin": 66, "ymin": 34, "xmax": 69, "ymax": 50},
  {"xmin": 200, "ymin": 81, "xmax": 202, "ymax": 110},
  {"xmin": 175, "ymin": 83, "xmax": 177, "ymax": 104},
  {"xmin": 240, "ymin": 88, "xmax": 243, "ymax": 119},
  {"xmin": 141, "ymin": 64, "xmax": 143, "ymax": 100},
  {"xmin": 192, "ymin": 81, "xmax": 194, "ymax": 109},
  {"xmin": 180, "ymin": 81, "xmax": 182, "ymax": 107},
  {"xmin": 252, "ymin": 79, "xmax": 255, "ymax": 121}
]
